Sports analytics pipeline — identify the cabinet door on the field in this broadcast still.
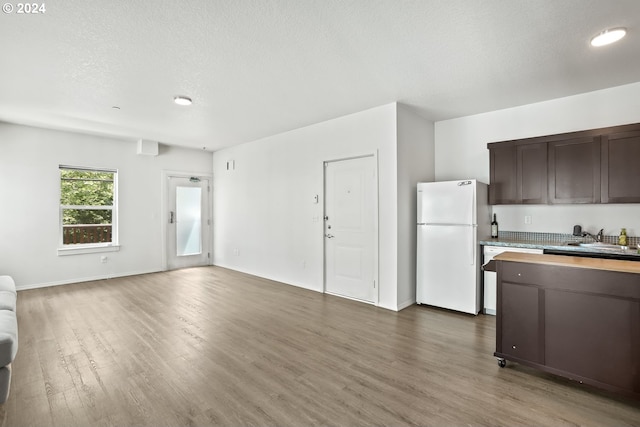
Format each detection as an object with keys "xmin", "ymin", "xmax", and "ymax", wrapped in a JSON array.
[
  {"xmin": 548, "ymin": 136, "xmax": 601, "ymax": 204},
  {"xmin": 490, "ymin": 142, "xmax": 547, "ymax": 205},
  {"xmin": 601, "ymin": 130, "xmax": 640, "ymax": 203},
  {"xmin": 489, "ymin": 145, "xmax": 517, "ymax": 204},
  {"xmin": 517, "ymin": 143, "xmax": 547, "ymax": 204},
  {"xmin": 499, "ymin": 281, "xmax": 542, "ymax": 363},
  {"xmin": 545, "ymin": 289, "xmax": 636, "ymax": 390}
]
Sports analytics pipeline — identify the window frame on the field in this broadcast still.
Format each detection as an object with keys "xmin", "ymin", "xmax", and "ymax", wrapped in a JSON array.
[{"xmin": 57, "ymin": 165, "xmax": 120, "ymax": 256}]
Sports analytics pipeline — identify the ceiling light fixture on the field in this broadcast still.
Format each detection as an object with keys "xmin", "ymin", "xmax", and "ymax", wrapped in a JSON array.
[
  {"xmin": 590, "ymin": 27, "xmax": 626, "ymax": 47},
  {"xmin": 173, "ymin": 95, "xmax": 193, "ymax": 106}
]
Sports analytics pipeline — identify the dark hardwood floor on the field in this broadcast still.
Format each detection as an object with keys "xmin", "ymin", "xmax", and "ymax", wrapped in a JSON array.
[{"xmin": 2, "ymin": 266, "xmax": 639, "ymax": 426}]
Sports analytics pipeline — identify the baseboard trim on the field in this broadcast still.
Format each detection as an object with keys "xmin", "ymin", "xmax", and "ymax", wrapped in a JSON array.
[
  {"xmin": 212, "ymin": 263, "xmax": 321, "ymax": 293},
  {"xmin": 397, "ymin": 298, "xmax": 415, "ymax": 311},
  {"xmin": 16, "ymin": 269, "xmax": 161, "ymax": 291},
  {"xmin": 325, "ymin": 291, "xmax": 375, "ymax": 306},
  {"xmin": 376, "ymin": 302, "xmax": 398, "ymax": 311},
  {"xmin": 212, "ymin": 263, "xmax": 403, "ymax": 310}
]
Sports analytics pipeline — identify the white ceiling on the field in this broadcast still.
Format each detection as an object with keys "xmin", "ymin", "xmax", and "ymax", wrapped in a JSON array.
[{"xmin": 1, "ymin": 0, "xmax": 639, "ymax": 151}]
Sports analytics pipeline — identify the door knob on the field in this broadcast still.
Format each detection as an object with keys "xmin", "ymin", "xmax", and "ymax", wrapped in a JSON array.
[{"xmin": 325, "ymin": 234, "xmax": 334, "ymax": 239}]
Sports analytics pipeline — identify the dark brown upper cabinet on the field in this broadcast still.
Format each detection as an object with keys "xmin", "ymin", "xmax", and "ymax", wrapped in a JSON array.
[
  {"xmin": 489, "ymin": 145, "xmax": 517, "ymax": 204},
  {"xmin": 489, "ymin": 142, "xmax": 547, "ymax": 204},
  {"xmin": 548, "ymin": 136, "xmax": 600, "ymax": 204},
  {"xmin": 518, "ymin": 143, "xmax": 547, "ymax": 204},
  {"xmin": 601, "ymin": 129, "xmax": 640, "ymax": 203},
  {"xmin": 488, "ymin": 122, "xmax": 640, "ymax": 205}
]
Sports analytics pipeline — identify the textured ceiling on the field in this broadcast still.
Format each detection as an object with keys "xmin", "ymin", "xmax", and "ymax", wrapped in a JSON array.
[{"xmin": 1, "ymin": 0, "xmax": 639, "ymax": 151}]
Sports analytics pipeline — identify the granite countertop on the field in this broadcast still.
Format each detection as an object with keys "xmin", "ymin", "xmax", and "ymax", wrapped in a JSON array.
[{"xmin": 479, "ymin": 236, "xmax": 640, "ymax": 259}]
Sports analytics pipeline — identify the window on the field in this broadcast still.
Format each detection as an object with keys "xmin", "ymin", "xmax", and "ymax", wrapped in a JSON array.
[{"xmin": 58, "ymin": 166, "xmax": 119, "ymax": 255}]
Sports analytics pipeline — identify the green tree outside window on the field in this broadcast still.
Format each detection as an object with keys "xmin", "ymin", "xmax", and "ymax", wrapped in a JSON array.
[{"xmin": 60, "ymin": 168, "xmax": 116, "ymax": 244}]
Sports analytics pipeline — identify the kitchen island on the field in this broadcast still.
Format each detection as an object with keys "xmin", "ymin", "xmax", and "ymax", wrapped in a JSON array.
[{"xmin": 489, "ymin": 252, "xmax": 640, "ymax": 400}]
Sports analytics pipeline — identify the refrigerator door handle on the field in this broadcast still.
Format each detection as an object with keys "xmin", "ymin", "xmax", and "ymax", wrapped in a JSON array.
[{"xmin": 470, "ymin": 231, "xmax": 476, "ymax": 265}]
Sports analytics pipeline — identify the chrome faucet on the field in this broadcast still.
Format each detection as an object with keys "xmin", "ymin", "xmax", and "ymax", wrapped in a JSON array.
[{"xmin": 583, "ymin": 229, "xmax": 604, "ymax": 242}]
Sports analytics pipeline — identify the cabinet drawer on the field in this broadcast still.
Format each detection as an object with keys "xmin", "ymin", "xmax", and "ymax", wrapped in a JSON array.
[
  {"xmin": 500, "ymin": 262, "xmax": 541, "ymax": 286},
  {"xmin": 501, "ymin": 261, "xmax": 640, "ymax": 299}
]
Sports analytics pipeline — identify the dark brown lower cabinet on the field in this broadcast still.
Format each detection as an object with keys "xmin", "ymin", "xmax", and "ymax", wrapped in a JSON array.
[
  {"xmin": 500, "ymin": 282, "xmax": 542, "ymax": 364},
  {"xmin": 494, "ymin": 259, "xmax": 640, "ymax": 400}
]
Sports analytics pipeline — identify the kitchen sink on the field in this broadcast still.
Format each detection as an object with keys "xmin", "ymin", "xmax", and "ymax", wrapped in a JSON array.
[
  {"xmin": 545, "ymin": 247, "xmax": 640, "ymax": 261},
  {"xmin": 578, "ymin": 242, "xmax": 625, "ymax": 251},
  {"xmin": 565, "ymin": 241, "xmax": 625, "ymax": 251}
]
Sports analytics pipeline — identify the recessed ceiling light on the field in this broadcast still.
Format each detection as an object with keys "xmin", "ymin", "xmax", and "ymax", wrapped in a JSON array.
[
  {"xmin": 590, "ymin": 27, "xmax": 626, "ymax": 47},
  {"xmin": 173, "ymin": 95, "xmax": 193, "ymax": 106}
]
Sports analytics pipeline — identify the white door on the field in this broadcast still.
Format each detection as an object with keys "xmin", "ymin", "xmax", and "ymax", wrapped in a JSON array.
[
  {"xmin": 324, "ymin": 156, "xmax": 377, "ymax": 303},
  {"xmin": 167, "ymin": 175, "xmax": 210, "ymax": 270}
]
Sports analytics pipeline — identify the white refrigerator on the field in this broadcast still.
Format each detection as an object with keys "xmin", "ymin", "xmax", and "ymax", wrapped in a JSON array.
[{"xmin": 416, "ymin": 180, "xmax": 490, "ymax": 315}]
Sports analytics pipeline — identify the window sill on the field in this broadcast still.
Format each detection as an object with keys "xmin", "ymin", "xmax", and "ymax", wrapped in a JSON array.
[{"xmin": 57, "ymin": 244, "xmax": 120, "ymax": 256}]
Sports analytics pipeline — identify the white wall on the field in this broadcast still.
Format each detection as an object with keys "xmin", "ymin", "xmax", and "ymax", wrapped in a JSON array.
[
  {"xmin": 0, "ymin": 123, "xmax": 212, "ymax": 289},
  {"xmin": 213, "ymin": 103, "xmax": 412, "ymax": 309},
  {"xmin": 396, "ymin": 105, "xmax": 434, "ymax": 309},
  {"xmin": 434, "ymin": 82, "xmax": 640, "ymax": 236}
]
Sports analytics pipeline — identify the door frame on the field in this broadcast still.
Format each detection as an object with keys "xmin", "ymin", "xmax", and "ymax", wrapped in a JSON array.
[
  {"xmin": 161, "ymin": 170, "xmax": 213, "ymax": 271},
  {"xmin": 322, "ymin": 152, "xmax": 379, "ymax": 306}
]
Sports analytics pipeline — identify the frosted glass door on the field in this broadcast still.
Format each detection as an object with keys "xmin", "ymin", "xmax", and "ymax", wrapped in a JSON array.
[
  {"xmin": 167, "ymin": 175, "xmax": 210, "ymax": 270},
  {"xmin": 176, "ymin": 186, "xmax": 202, "ymax": 256}
]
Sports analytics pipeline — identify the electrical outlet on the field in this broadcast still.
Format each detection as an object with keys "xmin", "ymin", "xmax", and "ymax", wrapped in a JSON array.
[
  {"xmin": 233, "ymin": 248, "xmax": 240, "ymax": 256},
  {"xmin": 524, "ymin": 215, "xmax": 532, "ymax": 225}
]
